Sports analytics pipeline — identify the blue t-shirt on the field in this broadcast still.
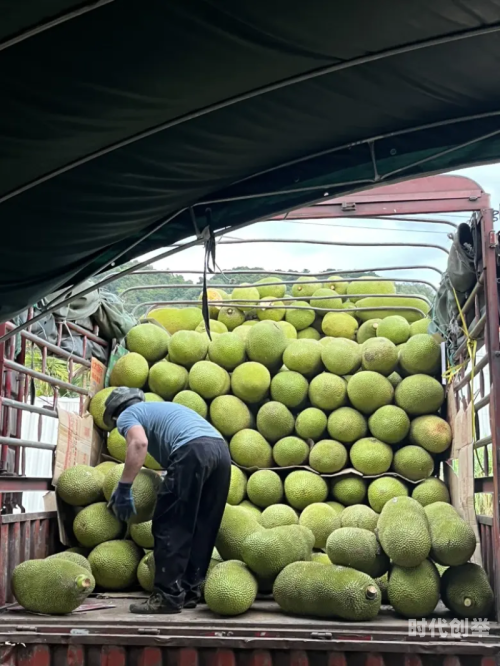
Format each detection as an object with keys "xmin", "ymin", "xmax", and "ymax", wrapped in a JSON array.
[{"xmin": 116, "ymin": 402, "xmax": 222, "ymax": 468}]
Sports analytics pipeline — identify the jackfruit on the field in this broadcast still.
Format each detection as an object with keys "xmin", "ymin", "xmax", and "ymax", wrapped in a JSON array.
[
  {"xmin": 295, "ymin": 407, "xmax": 327, "ymax": 441},
  {"xmin": 126, "ymin": 323, "xmax": 170, "ymax": 362},
  {"xmin": 327, "ymin": 407, "xmax": 367, "ymax": 444},
  {"xmin": 392, "ymin": 445, "xmax": 434, "ymax": 481},
  {"xmin": 331, "ymin": 477, "xmax": 367, "ymax": 505},
  {"xmin": 218, "ymin": 306, "xmax": 245, "ymax": 331},
  {"xmin": 196, "ymin": 319, "xmax": 228, "ymax": 334},
  {"xmin": 412, "ymin": 478, "xmax": 450, "ymax": 506},
  {"xmin": 285, "ymin": 302, "xmax": 316, "ymax": 331},
  {"xmin": 47, "ymin": 552, "xmax": 92, "ymax": 573},
  {"xmin": 256, "ymin": 401, "xmax": 295, "ymax": 443},
  {"xmin": 247, "ymin": 470, "xmax": 283, "ymax": 507},
  {"xmin": 110, "ymin": 352, "xmax": 149, "ymax": 389},
  {"xmin": 299, "ymin": 503, "xmax": 341, "ymax": 548},
  {"xmin": 107, "ymin": 428, "xmax": 162, "ymax": 470},
  {"xmin": 148, "ymin": 361, "xmax": 188, "ymax": 400},
  {"xmin": 256, "ymin": 277, "xmax": 287, "ymax": 299},
  {"xmin": 89, "ymin": 387, "xmax": 116, "ymax": 431},
  {"xmin": 284, "ymin": 470, "xmax": 328, "ymax": 509},
  {"xmin": 327, "ymin": 501, "xmax": 345, "ymax": 514},
  {"xmin": 340, "ymin": 505, "xmax": 379, "ymax": 532},
  {"xmin": 322, "ymin": 313, "xmax": 358, "ymax": 339},
  {"xmin": 233, "ymin": 325, "xmax": 252, "ymax": 342},
  {"xmin": 283, "ymin": 339, "xmax": 323, "ymax": 376},
  {"xmin": 441, "ymin": 563, "xmax": 494, "ymax": 618},
  {"xmin": 347, "ymin": 371, "xmax": 394, "ymax": 415},
  {"xmin": 245, "ymin": 321, "xmax": 287, "ymax": 370},
  {"xmin": 88, "ymin": 540, "xmax": 142, "ymax": 590},
  {"xmin": 259, "ymin": 504, "xmax": 299, "ymax": 528},
  {"xmin": 204, "ymin": 560, "xmax": 258, "ymax": 616},
  {"xmin": 311, "ymin": 288, "xmax": 342, "ymax": 311},
  {"xmin": 172, "ymin": 390, "xmax": 208, "ymax": 418},
  {"xmin": 270, "ymin": 371, "xmax": 308, "ymax": 408},
  {"xmin": 308, "ymin": 373, "xmax": 347, "ymax": 411},
  {"xmin": 273, "ymin": 436, "xmax": 310, "ymax": 467},
  {"xmin": 377, "ymin": 496, "xmax": 431, "ymax": 567},
  {"xmin": 424, "ymin": 502, "xmax": 476, "ymax": 566},
  {"xmin": 410, "ymin": 318, "xmax": 431, "ymax": 336},
  {"xmin": 395, "ymin": 375, "xmax": 445, "ymax": 415},
  {"xmin": 367, "ymin": 476, "xmax": 408, "ymax": 513},
  {"xmin": 350, "ymin": 437, "xmax": 393, "ymax": 475},
  {"xmin": 347, "ymin": 279, "xmax": 396, "ymax": 303},
  {"xmin": 216, "ymin": 504, "xmax": 264, "ymax": 560},
  {"xmin": 376, "ymin": 316, "xmax": 410, "ymax": 344},
  {"xmin": 73, "ymin": 501, "xmax": 123, "ymax": 547},
  {"xmin": 130, "ymin": 520, "xmax": 154, "ymax": 549},
  {"xmin": 311, "ymin": 552, "xmax": 332, "ymax": 565},
  {"xmin": 277, "ymin": 320, "xmax": 298, "ymax": 339},
  {"xmin": 387, "ymin": 371, "xmax": 402, "ymax": 388},
  {"xmin": 291, "ymin": 276, "xmax": 319, "ymax": 298},
  {"xmin": 57, "ymin": 464, "xmax": 104, "ymax": 506},
  {"xmin": 368, "ymin": 405, "xmax": 410, "ymax": 445},
  {"xmin": 231, "ymin": 362, "xmax": 271, "ymax": 403},
  {"xmin": 400, "ymin": 333, "xmax": 441, "ymax": 375},
  {"xmin": 321, "ymin": 338, "xmax": 361, "ymax": 375},
  {"xmin": 297, "ymin": 327, "xmax": 321, "ymax": 340},
  {"xmin": 326, "ymin": 527, "xmax": 389, "ymax": 577},
  {"xmin": 355, "ymin": 296, "xmax": 430, "ymax": 323},
  {"xmin": 167, "ymin": 331, "xmax": 208, "ymax": 368},
  {"xmin": 238, "ymin": 500, "xmax": 262, "ymax": 519},
  {"xmin": 241, "ymin": 524, "xmax": 314, "ymax": 578},
  {"xmin": 375, "ymin": 572, "xmax": 389, "ymax": 603},
  {"xmin": 148, "ymin": 307, "xmax": 203, "ymax": 334},
  {"xmin": 256, "ymin": 297, "xmax": 286, "ymax": 322},
  {"xmin": 137, "ymin": 551, "xmax": 155, "ymax": 592},
  {"xmin": 227, "ymin": 465, "xmax": 247, "ymax": 505},
  {"xmin": 361, "ymin": 338, "xmax": 398, "ymax": 376},
  {"xmin": 326, "ymin": 276, "xmax": 349, "ymax": 294},
  {"xmin": 103, "ymin": 464, "xmax": 161, "ymax": 522},
  {"xmin": 12, "ymin": 558, "xmax": 95, "ymax": 614},
  {"xmin": 309, "ymin": 439, "xmax": 347, "ymax": 473},
  {"xmin": 357, "ymin": 319, "xmax": 382, "ymax": 344},
  {"xmin": 210, "ymin": 395, "xmax": 252, "ymax": 438},
  {"xmin": 95, "ymin": 461, "xmax": 117, "ymax": 475},
  {"xmin": 231, "ymin": 284, "xmax": 260, "ymax": 312},
  {"xmin": 273, "ymin": 561, "xmax": 381, "ymax": 620},
  {"xmin": 388, "ymin": 560, "xmax": 440, "ymax": 618},
  {"xmin": 409, "ymin": 415, "xmax": 452, "ymax": 454},
  {"xmin": 189, "ymin": 360, "xmax": 230, "ymax": 399},
  {"xmin": 230, "ymin": 429, "xmax": 273, "ymax": 468}
]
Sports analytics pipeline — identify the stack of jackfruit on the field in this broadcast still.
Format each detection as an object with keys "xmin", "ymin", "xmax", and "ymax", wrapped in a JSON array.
[{"xmin": 11, "ymin": 275, "xmax": 494, "ymax": 620}]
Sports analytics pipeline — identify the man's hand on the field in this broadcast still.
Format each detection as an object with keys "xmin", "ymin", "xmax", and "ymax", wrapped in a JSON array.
[{"xmin": 108, "ymin": 482, "xmax": 137, "ymax": 522}]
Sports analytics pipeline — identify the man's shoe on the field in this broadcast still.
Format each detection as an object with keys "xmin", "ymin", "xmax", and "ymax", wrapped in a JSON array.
[
  {"xmin": 183, "ymin": 599, "xmax": 198, "ymax": 609},
  {"xmin": 129, "ymin": 593, "xmax": 182, "ymax": 615}
]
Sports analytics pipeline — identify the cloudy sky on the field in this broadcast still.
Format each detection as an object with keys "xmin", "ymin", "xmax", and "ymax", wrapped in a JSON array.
[{"xmin": 144, "ymin": 163, "xmax": 500, "ymax": 291}]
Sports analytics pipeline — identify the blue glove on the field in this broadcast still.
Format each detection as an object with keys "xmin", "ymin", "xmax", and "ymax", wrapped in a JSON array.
[{"xmin": 107, "ymin": 482, "xmax": 136, "ymax": 522}]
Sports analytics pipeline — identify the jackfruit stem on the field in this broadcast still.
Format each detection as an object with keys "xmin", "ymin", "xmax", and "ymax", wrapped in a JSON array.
[
  {"xmin": 365, "ymin": 585, "xmax": 378, "ymax": 600},
  {"xmin": 75, "ymin": 574, "xmax": 92, "ymax": 590},
  {"xmin": 464, "ymin": 598, "xmax": 472, "ymax": 607}
]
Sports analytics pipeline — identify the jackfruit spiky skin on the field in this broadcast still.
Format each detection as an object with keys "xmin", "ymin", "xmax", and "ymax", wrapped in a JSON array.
[
  {"xmin": 347, "ymin": 371, "xmax": 394, "ymax": 415},
  {"xmin": 88, "ymin": 540, "xmax": 142, "ymax": 590},
  {"xmin": 73, "ymin": 502, "xmax": 123, "ymax": 547},
  {"xmin": 308, "ymin": 373, "xmax": 347, "ymax": 411},
  {"xmin": 272, "ymin": 436, "xmax": 310, "ymax": 467},
  {"xmin": 247, "ymin": 470, "xmax": 283, "ymax": 508},
  {"xmin": 56, "ymin": 464, "xmax": 104, "ymax": 506},
  {"xmin": 273, "ymin": 561, "xmax": 381, "ymax": 621},
  {"xmin": 354, "ymin": 296, "xmax": 430, "ymax": 323},
  {"xmin": 256, "ymin": 401, "xmax": 295, "ymax": 443},
  {"xmin": 270, "ymin": 371, "xmax": 309, "ymax": 410},
  {"xmin": 331, "ymin": 477, "xmax": 367, "ymax": 506},
  {"xmin": 377, "ymin": 496, "xmax": 431, "ymax": 567},
  {"xmin": 196, "ymin": 320, "xmax": 227, "ymax": 335},
  {"xmin": 424, "ymin": 502, "xmax": 477, "ymax": 566},
  {"xmin": 227, "ymin": 465, "xmax": 247, "ymax": 505},
  {"xmin": 322, "ymin": 313, "xmax": 358, "ymax": 340},
  {"xmin": 241, "ymin": 524, "xmax": 314, "ymax": 578},
  {"xmin": 256, "ymin": 297, "xmax": 286, "ymax": 322},
  {"xmin": 255, "ymin": 277, "xmax": 287, "ymax": 299},
  {"xmin": 148, "ymin": 361, "xmax": 188, "ymax": 400},
  {"xmin": 259, "ymin": 504, "xmax": 299, "ymax": 528},
  {"xmin": 297, "ymin": 327, "xmax": 321, "ymax": 340},
  {"xmin": 361, "ymin": 338, "xmax": 399, "ymax": 376},
  {"xmin": 137, "ymin": 551, "xmax": 155, "ymax": 592},
  {"xmin": 388, "ymin": 560, "xmax": 440, "ymax": 618},
  {"xmin": 231, "ymin": 362, "xmax": 271, "ymax": 403},
  {"xmin": 299, "ymin": 503, "xmax": 341, "ymax": 549},
  {"xmin": 107, "ymin": 428, "xmax": 162, "ymax": 470},
  {"xmin": 238, "ymin": 500, "xmax": 262, "ymax": 519},
  {"xmin": 368, "ymin": 406, "xmax": 411, "ymax": 445},
  {"xmin": 208, "ymin": 333, "xmax": 246, "ymax": 371},
  {"xmin": 395, "ymin": 375, "xmax": 444, "ymax": 416},
  {"xmin": 285, "ymin": 302, "xmax": 316, "ymax": 331},
  {"xmin": 148, "ymin": 307, "xmax": 203, "ymax": 334},
  {"xmin": 326, "ymin": 527, "xmax": 388, "ymax": 577},
  {"xmin": 340, "ymin": 505, "xmax": 379, "ymax": 532},
  {"xmin": 327, "ymin": 407, "xmax": 367, "ymax": 444},
  {"xmin": 89, "ymin": 387, "xmax": 116, "ymax": 431},
  {"xmin": 188, "ymin": 361, "xmax": 230, "ymax": 400},
  {"xmin": 400, "ymin": 334, "xmax": 441, "ymax": 376},
  {"xmin": 409, "ymin": 415, "xmax": 452, "ymax": 454},
  {"xmin": 229, "ymin": 429, "xmax": 273, "ymax": 468},
  {"xmin": 12, "ymin": 559, "xmax": 95, "ymax": 614},
  {"xmin": 321, "ymin": 338, "xmax": 361, "ymax": 376},
  {"xmin": 245, "ymin": 321, "xmax": 287, "ymax": 371},
  {"xmin": 218, "ymin": 306, "xmax": 246, "ymax": 331},
  {"xmin": 47, "ymin": 552, "xmax": 92, "ymax": 573},
  {"xmin": 130, "ymin": 520, "xmax": 154, "ymax": 549},
  {"xmin": 311, "ymin": 288, "xmax": 342, "ymax": 311},
  {"xmin": 95, "ymin": 461, "xmax": 117, "ymax": 475},
  {"xmin": 172, "ymin": 390, "xmax": 208, "ymax": 418},
  {"xmin": 216, "ymin": 504, "xmax": 264, "ymax": 561},
  {"xmin": 347, "ymin": 279, "xmax": 396, "ymax": 303},
  {"xmin": 357, "ymin": 319, "xmax": 382, "ymax": 344},
  {"xmin": 309, "ymin": 440, "xmax": 348, "ymax": 474},
  {"xmin": 231, "ymin": 285, "xmax": 260, "ymax": 312},
  {"xmin": 284, "ymin": 471, "xmax": 328, "ymax": 510},
  {"xmin": 412, "ymin": 478, "xmax": 450, "ymax": 506},
  {"xmin": 392, "ymin": 445, "xmax": 434, "ymax": 481},
  {"xmin": 376, "ymin": 316, "xmax": 411, "ymax": 345},
  {"xmin": 410, "ymin": 318, "xmax": 431, "ymax": 336},
  {"xmin": 110, "ymin": 352, "xmax": 149, "ymax": 389},
  {"xmin": 103, "ymin": 465, "xmax": 161, "ymax": 522},
  {"xmin": 367, "ymin": 476, "xmax": 408, "ymax": 513},
  {"xmin": 441, "ymin": 563, "xmax": 494, "ymax": 618},
  {"xmin": 126, "ymin": 323, "xmax": 170, "ymax": 362},
  {"xmin": 210, "ymin": 395, "xmax": 252, "ymax": 438},
  {"xmin": 291, "ymin": 276, "xmax": 319, "ymax": 298},
  {"xmin": 204, "ymin": 560, "xmax": 258, "ymax": 616},
  {"xmin": 295, "ymin": 407, "xmax": 327, "ymax": 441},
  {"xmin": 167, "ymin": 331, "xmax": 208, "ymax": 369},
  {"xmin": 349, "ymin": 437, "xmax": 393, "ymax": 475},
  {"xmin": 283, "ymin": 339, "xmax": 323, "ymax": 377}
]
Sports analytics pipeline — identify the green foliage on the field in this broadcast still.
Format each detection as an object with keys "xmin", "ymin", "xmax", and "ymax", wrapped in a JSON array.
[{"xmin": 26, "ymin": 344, "xmax": 86, "ymax": 398}]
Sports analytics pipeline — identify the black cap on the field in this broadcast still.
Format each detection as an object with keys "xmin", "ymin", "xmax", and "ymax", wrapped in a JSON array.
[{"xmin": 103, "ymin": 387, "xmax": 145, "ymax": 429}]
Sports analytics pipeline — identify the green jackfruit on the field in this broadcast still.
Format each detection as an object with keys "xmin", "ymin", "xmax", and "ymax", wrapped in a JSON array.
[
  {"xmin": 173, "ymin": 390, "xmax": 208, "ymax": 418},
  {"xmin": 255, "ymin": 277, "xmax": 286, "ymax": 299},
  {"xmin": 291, "ymin": 276, "xmax": 319, "ymax": 298},
  {"xmin": 347, "ymin": 279, "xmax": 396, "ymax": 303},
  {"xmin": 327, "ymin": 407, "xmax": 367, "ymax": 444},
  {"xmin": 130, "ymin": 520, "xmax": 154, "ymax": 548},
  {"xmin": 368, "ymin": 405, "xmax": 410, "ymax": 445},
  {"xmin": 204, "ymin": 560, "xmax": 258, "ymax": 616},
  {"xmin": 47, "ymin": 552, "xmax": 92, "ymax": 573},
  {"xmin": 350, "ymin": 437, "xmax": 393, "ymax": 475},
  {"xmin": 361, "ymin": 338, "xmax": 398, "ymax": 376},
  {"xmin": 284, "ymin": 470, "xmax": 328, "ymax": 510},
  {"xmin": 340, "ymin": 505, "xmax": 379, "ymax": 532},
  {"xmin": 126, "ymin": 323, "xmax": 170, "ymax": 363},
  {"xmin": 322, "ymin": 313, "xmax": 358, "ymax": 339},
  {"xmin": 354, "ymin": 296, "xmax": 430, "ymax": 323},
  {"xmin": 270, "ymin": 371, "xmax": 308, "ymax": 408},
  {"xmin": 168, "ymin": 331, "xmax": 208, "ymax": 368},
  {"xmin": 215, "ymin": 504, "xmax": 264, "ymax": 561},
  {"xmin": 227, "ymin": 465, "xmax": 247, "ymax": 505},
  {"xmin": 247, "ymin": 470, "xmax": 283, "ymax": 508},
  {"xmin": 56, "ymin": 464, "xmax": 104, "ymax": 506},
  {"xmin": 388, "ymin": 560, "xmax": 440, "ymax": 618},
  {"xmin": 395, "ymin": 375, "xmax": 444, "ymax": 415},
  {"xmin": 273, "ymin": 436, "xmax": 310, "ymax": 467},
  {"xmin": 256, "ymin": 297, "xmax": 286, "ymax": 322},
  {"xmin": 299, "ymin": 503, "xmax": 341, "ymax": 548},
  {"xmin": 331, "ymin": 476, "xmax": 367, "ymax": 506},
  {"xmin": 103, "ymin": 465, "xmax": 161, "ymax": 522},
  {"xmin": 189, "ymin": 360, "xmax": 230, "ymax": 399},
  {"xmin": 357, "ymin": 319, "xmax": 382, "ymax": 344},
  {"xmin": 230, "ymin": 429, "xmax": 273, "ymax": 468},
  {"xmin": 410, "ymin": 318, "xmax": 431, "ymax": 336},
  {"xmin": 400, "ymin": 333, "xmax": 441, "ymax": 376},
  {"xmin": 412, "ymin": 478, "xmax": 450, "ymax": 506},
  {"xmin": 256, "ymin": 401, "xmax": 295, "ymax": 443},
  {"xmin": 89, "ymin": 387, "xmax": 115, "ymax": 431},
  {"xmin": 367, "ymin": 476, "xmax": 408, "ymax": 513},
  {"xmin": 376, "ymin": 316, "xmax": 410, "ymax": 344},
  {"xmin": 73, "ymin": 502, "xmax": 123, "ymax": 547},
  {"xmin": 218, "ymin": 306, "xmax": 246, "ymax": 331},
  {"xmin": 295, "ymin": 407, "xmax": 327, "ymax": 441},
  {"xmin": 207, "ymin": 333, "xmax": 246, "ymax": 371},
  {"xmin": 347, "ymin": 371, "xmax": 394, "ymax": 415},
  {"xmin": 210, "ymin": 395, "xmax": 252, "ymax": 437},
  {"xmin": 424, "ymin": 502, "xmax": 476, "ymax": 566},
  {"xmin": 231, "ymin": 285, "xmax": 261, "ymax": 312},
  {"xmin": 409, "ymin": 415, "xmax": 452, "ymax": 454},
  {"xmin": 326, "ymin": 527, "xmax": 389, "ymax": 578},
  {"xmin": 88, "ymin": 540, "xmax": 142, "ymax": 590},
  {"xmin": 148, "ymin": 361, "xmax": 188, "ymax": 400},
  {"xmin": 392, "ymin": 445, "xmax": 434, "ymax": 481},
  {"xmin": 148, "ymin": 307, "xmax": 203, "ymax": 334},
  {"xmin": 94, "ymin": 461, "xmax": 117, "ymax": 475},
  {"xmin": 241, "ymin": 524, "xmax": 314, "ymax": 578},
  {"xmin": 321, "ymin": 338, "xmax": 361, "ymax": 375},
  {"xmin": 311, "ymin": 288, "xmax": 342, "ymax": 310},
  {"xmin": 441, "ymin": 563, "xmax": 494, "ymax": 618},
  {"xmin": 283, "ymin": 339, "xmax": 323, "ymax": 377},
  {"xmin": 308, "ymin": 373, "xmax": 347, "ymax": 411},
  {"xmin": 377, "ymin": 496, "xmax": 431, "ymax": 567},
  {"xmin": 110, "ymin": 352, "xmax": 149, "ymax": 389},
  {"xmin": 238, "ymin": 500, "xmax": 262, "ymax": 519},
  {"xmin": 137, "ymin": 551, "xmax": 155, "ymax": 592},
  {"xmin": 285, "ymin": 302, "xmax": 316, "ymax": 331},
  {"xmin": 259, "ymin": 504, "xmax": 298, "ymax": 528},
  {"xmin": 297, "ymin": 326, "xmax": 321, "ymax": 340},
  {"xmin": 309, "ymin": 439, "xmax": 348, "ymax": 474},
  {"xmin": 246, "ymin": 321, "xmax": 287, "ymax": 369},
  {"xmin": 231, "ymin": 362, "xmax": 271, "ymax": 403}
]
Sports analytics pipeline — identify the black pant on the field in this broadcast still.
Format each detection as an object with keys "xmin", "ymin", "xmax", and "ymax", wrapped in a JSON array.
[{"xmin": 152, "ymin": 436, "xmax": 231, "ymax": 610}]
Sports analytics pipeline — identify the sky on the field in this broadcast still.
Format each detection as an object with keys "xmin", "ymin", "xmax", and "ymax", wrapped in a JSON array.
[{"xmin": 141, "ymin": 163, "xmax": 500, "ymax": 291}]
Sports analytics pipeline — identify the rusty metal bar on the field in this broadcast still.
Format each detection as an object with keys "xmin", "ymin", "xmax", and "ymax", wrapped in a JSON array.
[
  {"xmin": 3, "ymin": 360, "xmax": 88, "ymax": 395},
  {"xmin": 0, "ymin": 398, "xmax": 57, "ymax": 419},
  {"xmin": 0, "ymin": 477, "xmax": 52, "ymax": 491},
  {"xmin": 475, "ymin": 477, "xmax": 495, "ymax": 494},
  {"xmin": 454, "ymin": 313, "xmax": 487, "ymax": 360},
  {"xmin": 461, "ymin": 272, "xmax": 485, "ymax": 316},
  {"xmin": 63, "ymin": 322, "xmax": 108, "ymax": 347},
  {"xmin": 475, "ymin": 393, "xmax": 491, "ymax": 412},
  {"xmin": 454, "ymin": 353, "xmax": 490, "ymax": 391},
  {"xmin": 132, "ymin": 265, "xmax": 444, "ymax": 277},
  {"xmin": 0, "ymin": 437, "xmax": 55, "ymax": 451},
  {"xmin": 4, "ymin": 324, "xmax": 90, "ymax": 367}
]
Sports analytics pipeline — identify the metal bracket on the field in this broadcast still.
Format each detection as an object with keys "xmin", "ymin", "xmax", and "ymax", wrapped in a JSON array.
[{"xmin": 341, "ymin": 202, "xmax": 357, "ymax": 212}]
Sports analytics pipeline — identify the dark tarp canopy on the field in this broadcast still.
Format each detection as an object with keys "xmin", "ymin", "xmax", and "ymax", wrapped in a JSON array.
[{"xmin": 2, "ymin": 0, "xmax": 500, "ymax": 320}]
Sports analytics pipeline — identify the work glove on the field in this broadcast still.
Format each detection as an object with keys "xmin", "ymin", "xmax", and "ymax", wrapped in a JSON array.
[{"xmin": 107, "ymin": 482, "xmax": 136, "ymax": 522}]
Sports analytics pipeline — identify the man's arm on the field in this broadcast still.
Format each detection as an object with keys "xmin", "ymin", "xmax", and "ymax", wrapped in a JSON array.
[{"xmin": 121, "ymin": 425, "xmax": 149, "ymax": 484}]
